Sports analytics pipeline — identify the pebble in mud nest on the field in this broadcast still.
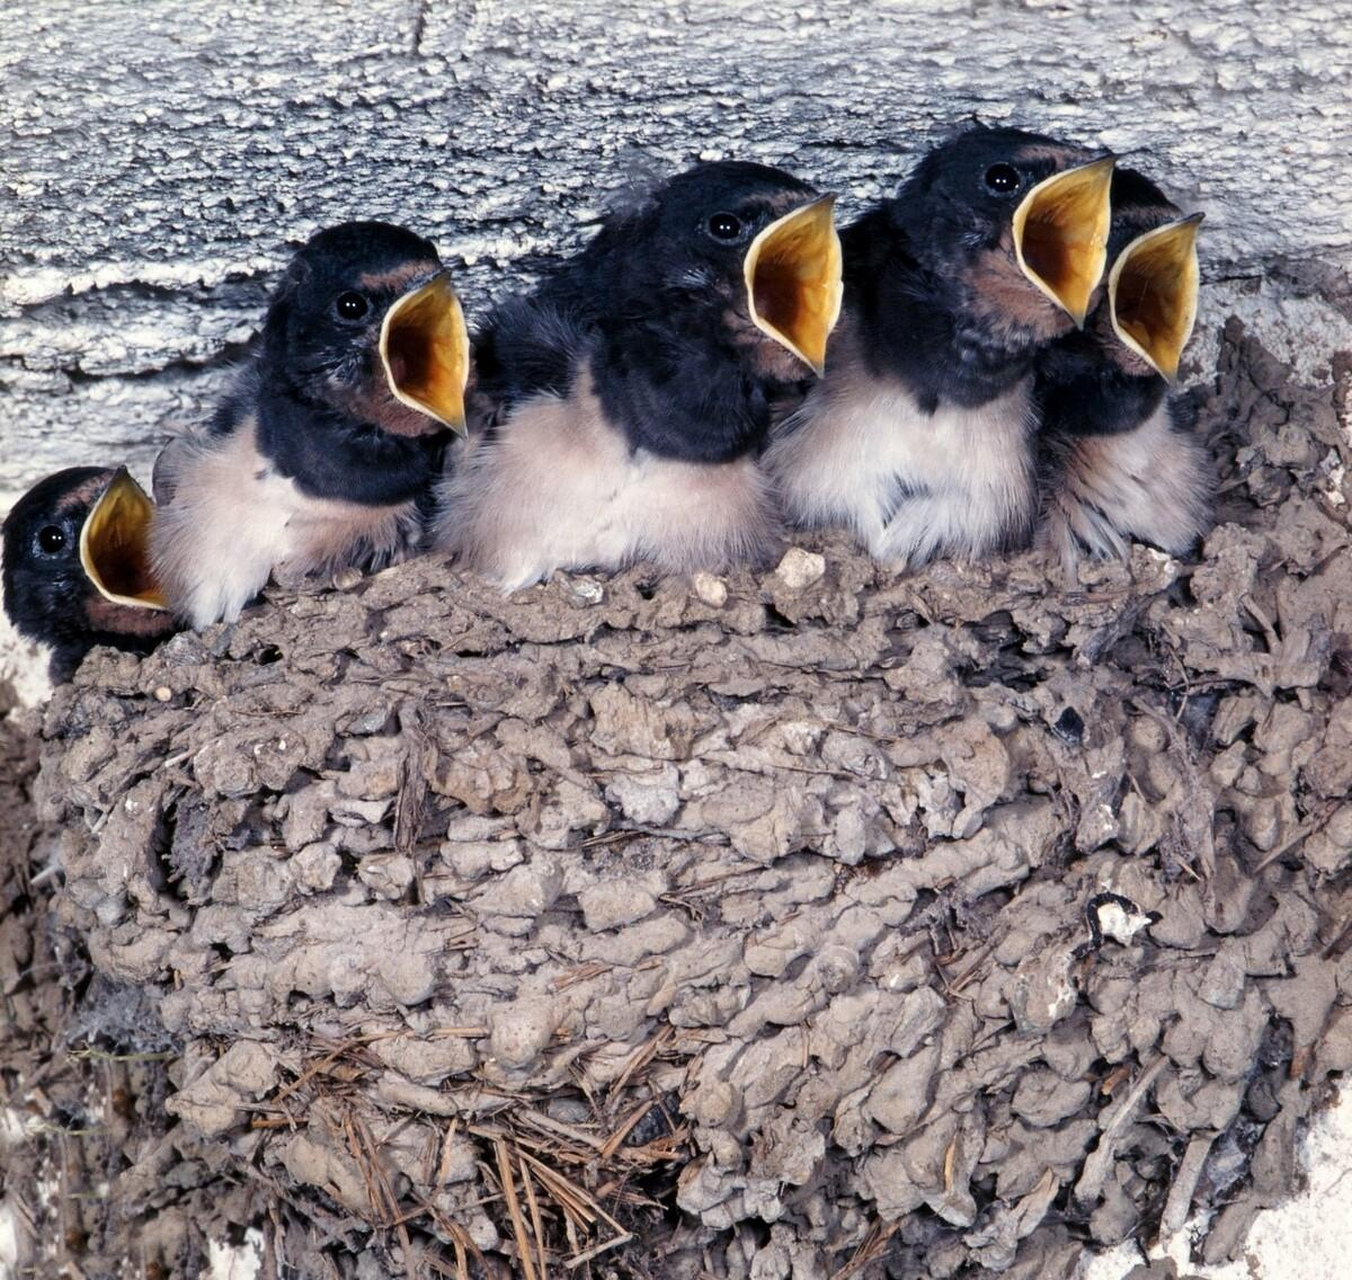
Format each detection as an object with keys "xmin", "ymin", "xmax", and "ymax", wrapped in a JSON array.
[
  {"xmin": 691, "ymin": 570, "xmax": 729, "ymax": 607},
  {"xmin": 773, "ymin": 547, "xmax": 826, "ymax": 590},
  {"xmin": 488, "ymin": 997, "xmax": 559, "ymax": 1070}
]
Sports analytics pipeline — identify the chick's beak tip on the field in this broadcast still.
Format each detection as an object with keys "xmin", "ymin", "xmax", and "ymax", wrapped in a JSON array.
[
  {"xmin": 380, "ymin": 275, "xmax": 470, "ymax": 436},
  {"xmin": 1012, "ymin": 155, "xmax": 1116, "ymax": 327},
  {"xmin": 744, "ymin": 194, "xmax": 843, "ymax": 376}
]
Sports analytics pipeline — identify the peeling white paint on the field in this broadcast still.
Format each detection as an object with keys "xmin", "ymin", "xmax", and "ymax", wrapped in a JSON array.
[{"xmin": 1079, "ymin": 1092, "xmax": 1352, "ymax": 1280}]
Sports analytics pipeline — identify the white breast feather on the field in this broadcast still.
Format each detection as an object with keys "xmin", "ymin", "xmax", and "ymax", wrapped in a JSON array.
[
  {"xmin": 1042, "ymin": 402, "xmax": 1211, "ymax": 565},
  {"xmin": 436, "ymin": 372, "xmax": 778, "ymax": 590},
  {"xmin": 766, "ymin": 333, "xmax": 1037, "ymax": 567},
  {"xmin": 152, "ymin": 420, "xmax": 419, "ymax": 628}
]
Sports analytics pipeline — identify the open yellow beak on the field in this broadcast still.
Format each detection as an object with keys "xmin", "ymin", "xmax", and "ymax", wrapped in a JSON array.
[
  {"xmin": 1012, "ymin": 156, "xmax": 1115, "ymax": 327},
  {"xmin": 744, "ymin": 195, "xmax": 843, "ymax": 376},
  {"xmin": 1108, "ymin": 213, "xmax": 1203, "ymax": 383},
  {"xmin": 379, "ymin": 274, "xmax": 470, "ymax": 436},
  {"xmin": 79, "ymin": 468, "xmax": 167, "ymax": 610}
]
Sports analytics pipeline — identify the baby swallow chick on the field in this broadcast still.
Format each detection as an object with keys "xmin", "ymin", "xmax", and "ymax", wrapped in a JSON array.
[
  {"xmin": 152, "ymin": 221, "xmax": 470, "ymax": 627},
  {"xmin": 765, "ymin": 125, "xmax": 1115, "ymax": 567},
  {"xmin": 434, "ymin": 160, "xmax": 842, "ymax": 589},
  {"xmin": 1034, "ymin": 167, "xmax": 1209, "ymax": 564},
  {"xmin": 2, "ymin": 467, "xmax": 174, "ymax": 681}
]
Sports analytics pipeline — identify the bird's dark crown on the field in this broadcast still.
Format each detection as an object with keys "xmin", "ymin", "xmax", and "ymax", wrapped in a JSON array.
[
  {"xmin": 893, "ymin": 125, "xmax": 1097, "ymax": 239},
  {"xmin": 2, "ymin": 467, "xmax": 164, "ymax": 680},
  {"xmin": 290, "ymin": 221, "xmax": 442, "ymax": 287},
  {"xmin": 565, "ymin": 160, "xmax": 819, "ymax": 317},
  {"xmin": 262, "ymin": 220, "xmax": 442, "ymax": 381},
  {"xmin": 845, "ymin": 124, "xmax": 1104, "ymax": 408},
  {"xmin": 643, "ymin": 160, "xmax": 817, "ymax": 245},
  {"xmin": 228, "ymin": 221, "xmax": 450, "ymax": 506},
  {"xmin": 478, "ymin": 160, "xmax": 823, "ymax": 464}
]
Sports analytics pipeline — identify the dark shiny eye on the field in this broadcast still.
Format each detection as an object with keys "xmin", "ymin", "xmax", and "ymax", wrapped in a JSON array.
[
  {"xmin": 984, "ymin": 163, "xmax": 1022, "ymax": 195},
  {"xmin": 335, "ymin": 291, "xmax": 369, "ymax": 321},
  {"xmin": 707, "ymin": 212, "xmax": 743, "ymax": 241},
  {"xmin": 37, "ymin": 525, "xmax": 66, "ymax": 554}
]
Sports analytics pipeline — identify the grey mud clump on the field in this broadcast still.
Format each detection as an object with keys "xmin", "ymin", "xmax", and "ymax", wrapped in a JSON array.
[{"xmin": 24, "ymin": 318, "xmax": 1352, "ymax": 1278}]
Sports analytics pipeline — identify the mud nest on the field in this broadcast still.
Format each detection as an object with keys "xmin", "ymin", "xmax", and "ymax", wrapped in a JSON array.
[{"xmin": 12, "ymin": 318, "xmax": 1352, "ymax": 1278}]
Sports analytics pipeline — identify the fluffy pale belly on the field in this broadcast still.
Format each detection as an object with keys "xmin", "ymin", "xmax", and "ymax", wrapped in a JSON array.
[
  {"xmin": 153, "ymin": 424, "xmax": 418, "ymax": 627},
  {"xmin": 1040, "ymin": 401, "xmax": 1212, "ymax": 565},
  {"xmin": 768, "ymin": 379, "xmax": 1037, "ymax": 566},
  {"xmin": 438, "ymin": 378, "xmax": 778, "ymax": 590}
]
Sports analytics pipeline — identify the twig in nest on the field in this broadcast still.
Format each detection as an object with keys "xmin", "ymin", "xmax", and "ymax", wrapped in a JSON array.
[
  {"xmin": 411, "ymin": 1186, "xmax": 483, "ymax": 1280},
  {"xmin": 347, "ymin": 1110, "xmax": 416, "ymax": 1278},
  {"xmin": 272, "ymin": 1028, "xmax": 486, "ymax": 1106},
  {"xmin": 494, "ymin": 1138, "xmax": 539, "ymax": 1280},
  {"xmin": 1074, "ymin": 1054, "xmax": 1168, "ymax": 1204},
  {"xmin": 609, "ymin": 1027, "xmax": 674, "ymax": 1099},
  {"xmin": 520, "ymin": 1154, "xmax": 550, "ymax": 1279},
  {"xmin": 67, "ymin": 1048, "xmax": 176, "ymax": 1062},
  {"xmin": 831, "ymin": 1218, "xmax": 900, "ymax": 1279},
  {"xmin": 273, "ymin": 1039, "xmax": 379, "ymax": 1105},
  {"xmin": 551, "ymin": 961, "xmax": 613, "ymax": 991},
  {"xmin": 508, "ymin": 1108, "xmax": 607, "ymax": 1155},
  {"xmin": 598, "ymin": 1100, "xmax": 656, "ymax": 1161},
  {"xmin": 518, "ymin": 1149, "xmax": 634, "ymax": 1268}
]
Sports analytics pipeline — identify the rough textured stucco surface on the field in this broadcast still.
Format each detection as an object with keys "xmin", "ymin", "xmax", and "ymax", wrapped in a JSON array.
[{"xmin": 2, "ymin": 0, "xmax": 1350, "ymax": 514}]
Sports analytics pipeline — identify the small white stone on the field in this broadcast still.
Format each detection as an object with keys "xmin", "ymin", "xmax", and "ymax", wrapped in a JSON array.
[
  {"xmin": 331, "ymin": 566, "xmax": 363, "ymax": 590},
  {"xmin": 1095, "ymin": 899, "xmax": 1155, "ymax": 946},
  {"xmin": 775, "ymin": 547, "xmax": 826, "ymax": 590},
  {"xmin": 565, "ymin": 576, "xmax": 605, "ymax": 605},
  {"xmin": 691, "ymin": 571, "xmax": 728, "ymax": 608},
  {"xmin": 153, "ymin": 685, "xmax": 172, "ymax": 702}
]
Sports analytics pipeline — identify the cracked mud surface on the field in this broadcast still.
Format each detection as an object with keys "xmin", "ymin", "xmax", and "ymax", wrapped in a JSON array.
[{"xmin": 4, "ymin": 318, "xmax": 1352, "ymax": 1277}]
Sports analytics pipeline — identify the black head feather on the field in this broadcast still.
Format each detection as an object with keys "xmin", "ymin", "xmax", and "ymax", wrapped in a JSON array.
[
  {"xmin": 2, "ymin": 468, "xmax": 174, "ymax": 681},
  {"xmin": 233, "ymin": 221, "xmax": 452, "ymax": 506},
  {"xmin": 477, "ymin": 160, "xmax": 824, "ymax": 463},
  {"xmin": 846, "ymin": 124, "xmax": 1107, "ymax": 408},
  {"xmin": 261, "ymin": 221, "xmax": 442, "ymax": 386}
]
